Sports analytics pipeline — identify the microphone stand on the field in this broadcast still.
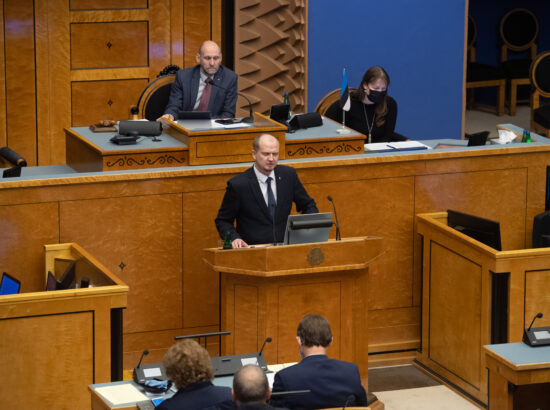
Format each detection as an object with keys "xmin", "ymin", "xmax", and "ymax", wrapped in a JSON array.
[{"xmin": 207, "ymin": 78, "xmax": 254, "ymax": 123}]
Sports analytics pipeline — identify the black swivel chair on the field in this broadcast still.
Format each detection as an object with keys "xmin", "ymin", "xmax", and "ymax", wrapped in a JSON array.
[
  {"xmin": 499, "ymin": 8, "xmax": 538, "ymax": 116},
  {"xmin": 133, "ymin": 64, "xmax": 180, "ymax": 121}
]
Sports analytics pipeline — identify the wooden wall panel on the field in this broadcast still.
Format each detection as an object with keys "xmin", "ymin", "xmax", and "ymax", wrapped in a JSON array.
[
  {"xmin": 0, "ymin": 312, "xmax": 93, "ymax": 409},
  {"xmin": 234, "ymin": 0, "xmax": 308, "ymax": 116},
  {"xmin": 525, "ymin": 270, "xmax": 550, "ymax": 327},
  {"xmin": 183, "ymin": 0, "xmax": 213, "ymax": 68},
  {"xmin": 59, "ymin": 194, "xmax": 183, "ymax": 335},
  {"xmin": 4, "ymin": 0, "xmax": 37, "ymax": 165},
  {"xmin": 71, "ymin": 79, "xmax": 149, "ymax": 126},
  {"xmin": 70, "ymin": 0, "xmax": 148, "ymax": 10},
  {"xmin": 182, "ymin": 189, "xmax": 225, "ymax": 327},
  {"xmin": 70, "ymin": 22, "xmax": 149, "ymax": 69},
  {"xmin": 429, "ymin": 242, "xmax": 482, "ymax": 390},
  {"xmin": 0, "ymin": 202, "xmax": 59, "ymax": 293},
  {"xmin": 2, "ymin": 0, "xmax": 222, "ymax": 165}
]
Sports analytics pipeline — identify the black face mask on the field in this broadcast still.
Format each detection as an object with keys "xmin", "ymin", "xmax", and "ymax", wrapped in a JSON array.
[{"xmin": 367, "ymin": 89, "xmax": 387, "ymax": 104}]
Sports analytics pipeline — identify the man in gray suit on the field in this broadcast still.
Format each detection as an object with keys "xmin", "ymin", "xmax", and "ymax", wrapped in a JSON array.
[{"xmin": 161, "ymin": 40, "xmax": 238, "ymax": 120}]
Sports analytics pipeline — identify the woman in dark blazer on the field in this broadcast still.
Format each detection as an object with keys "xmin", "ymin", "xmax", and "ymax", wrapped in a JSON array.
[{"xmin": 156, "ymin": 340, "xmax": 233, "ymax": 410}]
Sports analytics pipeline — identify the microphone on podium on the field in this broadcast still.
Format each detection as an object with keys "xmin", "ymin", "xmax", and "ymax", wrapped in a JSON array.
[
  {"xmin": 327, "ymin": 196, "xmax": 342, "ymax": 240},
  {"xmin": 206, "ymin": 77, "xmax": 254, "ymax": 123}
]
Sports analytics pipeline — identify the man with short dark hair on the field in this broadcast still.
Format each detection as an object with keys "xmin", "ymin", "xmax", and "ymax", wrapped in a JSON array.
[
  {"xmin": 215, "ymin": 134, "xmax": 318, "ymax": 248},
  {"xmin": 230, "ymin": 365, "xmax": 287, "ymax": 409},
  {"xmin": 161, "ymin": 40, "xmax": 237, "ymax": 120},
  {"xmin": 270, "ymin": 314, "xmax": 368, "ymax": 409}
]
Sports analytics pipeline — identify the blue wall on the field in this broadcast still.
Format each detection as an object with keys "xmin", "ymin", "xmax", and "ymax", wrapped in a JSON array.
[{"xmin": 308, "ymin": 0, "xmax": 466, "ymax": 140}]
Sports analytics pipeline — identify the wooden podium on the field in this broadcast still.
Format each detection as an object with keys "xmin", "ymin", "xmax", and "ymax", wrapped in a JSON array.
[
  {"xmin": 415, "ymin": 212, "xmax": 550, "ymax": 405},
  {"xmin": 0, "ymin": 243, "xmax": 128, "ymax": 410},
  {"xmin": 203, "ymin": 237, "xmax": 382, "ymax": 385}
]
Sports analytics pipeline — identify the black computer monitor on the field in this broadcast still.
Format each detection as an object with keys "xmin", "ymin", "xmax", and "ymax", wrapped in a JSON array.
[
  {"xmin": 283, "ymin": 212, "xmax": 333, "ymax": 245},
  {"xmin": 447, "ymin": 209, "xmax": 502, "ymax": 251},
  {"xmin": 533, "ymin": 210, "xmax": 550, "ymax": 248}
]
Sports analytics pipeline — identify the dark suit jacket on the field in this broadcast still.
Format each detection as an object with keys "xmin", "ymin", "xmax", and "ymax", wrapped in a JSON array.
[
  {"xmin": 215, "ymin": 165, "xmax": 318, "ymax": 245},
  {"xmin": 164, "ymin": 65, "xmax": 238, "ymax": 118},
  {"xmin": 269, "ymin": 355, "xmax": 367, "ymax": 410},
  {"xmin": 156, "ymin": 381, "xmax": 233, "ymax": 410}
]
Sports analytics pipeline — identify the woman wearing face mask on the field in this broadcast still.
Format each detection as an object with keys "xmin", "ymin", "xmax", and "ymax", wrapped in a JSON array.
[{"xmin": 325, "ymin": 65, "xmax": 406, "ymax": 143}]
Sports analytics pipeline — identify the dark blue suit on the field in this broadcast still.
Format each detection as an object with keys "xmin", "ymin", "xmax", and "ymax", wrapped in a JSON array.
[
  {"xmin": 269, "ymin": 355, "xmax": 367, "ymax": 410},
  {"xmin": 164, "ymin": 65, "xmax": 238, "ymax": 118},
  {"xmin": 215, "ymin": 165, "xmax": 318, "ymax": 245},
  {"xmin": 156, "ymin": 381, "xmax": 233, "ymax": 410}
]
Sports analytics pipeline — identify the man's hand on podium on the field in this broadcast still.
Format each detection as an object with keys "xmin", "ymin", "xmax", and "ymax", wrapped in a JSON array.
[{"xmin": 232, "ymin": 238, "xmax": 248, "ymax": 248}]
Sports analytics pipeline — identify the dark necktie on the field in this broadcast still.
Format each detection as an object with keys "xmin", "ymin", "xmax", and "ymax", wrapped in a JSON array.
[
  {"xmin": 266, "ymin": 177, "xmax": 276, "ymax": 218},
  {"xmin": 197, "ymin": 77, "xmax": 212, "ymax": 111}
]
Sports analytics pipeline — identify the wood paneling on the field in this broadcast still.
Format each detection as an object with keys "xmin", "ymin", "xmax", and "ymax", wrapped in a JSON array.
[
  {"xmin": 59, "ymin": 194, "xmax": 183, "ymax": 334},
  {"xmin": 183, "ymin": 0, "xmax": 212, "ymax": 68},
  {"xmin": 429, "ymin": 242, "xmax": 482, "ymax": 389},
  {"xmin": 0, "ymin": 312, "xmax": 93, "ymax": 409},
  {"xmin": 70, "ymin": 0, "xmax": 148, "ymax": 10},
  {"xmin": 234, "ymin": 0, "xmax": 308, "ymax": 116},
  {"xmin": 71, "ymin": 22, "xmax": 148, "ymax": 69},
  {"xmin": 0, "ymin": 202, "xmax": 59, "ymax": 293},
  {"xmin": 4, "ymin": 0, "xmax": 37, "ymax": 165},
  {"xmin": 2, "ymin": 0, "xmax": 219, "ymax": 165},
  {"xmin": 525, "ymin": 270, "xmax": 550, "ymax": 327},
  {"xmin": 277, "ymin": 280, "xmax": 342, "ymax": 364},
  {"xmin": 234, "ymin": 285, "xmax": 259, "ymax": 354},
  {"xmin": 71, "ymin": 79, "xmax": 148, "ymax": 126}
]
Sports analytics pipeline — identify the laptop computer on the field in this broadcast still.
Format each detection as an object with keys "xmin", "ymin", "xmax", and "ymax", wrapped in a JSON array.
[{"xmin": 177, "ymin": 111, "xmax": 212, "ymax": 120}]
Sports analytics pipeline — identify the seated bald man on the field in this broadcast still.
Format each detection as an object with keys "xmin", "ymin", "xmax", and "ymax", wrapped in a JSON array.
[
  {"xmin": 215, "ymin": 134, "xmax": 318, "ymax": 248},
  {"xmin": 161, "ymin": 40, "xmax": 237, "ymax": 121},
  {"xmin": 270, "ymin": 314, "xmax": 368, "ymax": 409},
  {"xmin": 229, "ymin": 364, "xmax": 288, "ymax": 410}
]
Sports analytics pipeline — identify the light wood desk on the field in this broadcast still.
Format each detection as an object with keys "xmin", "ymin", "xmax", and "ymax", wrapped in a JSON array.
[
  {"xmin": 416, "ymin": 212, "xmax": 550, "ymax": 405},
  {"xmin": 484, "ymin": 343, "xmax": 550, "ymax": 409}
]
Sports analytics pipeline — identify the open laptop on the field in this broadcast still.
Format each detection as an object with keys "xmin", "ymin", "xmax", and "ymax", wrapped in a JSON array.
[
  {"xmin": 177, "ymin": 111, "xmax": 211, "ymax": 120},
  {"xmin": 283, "ymin": 212, "xmax": 333, "ymax": 245}
]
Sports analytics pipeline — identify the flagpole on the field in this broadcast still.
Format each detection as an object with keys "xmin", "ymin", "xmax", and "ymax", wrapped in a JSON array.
[{"xmin": 337, "ymin": 68, "xmax": 350, "ymax": 134}]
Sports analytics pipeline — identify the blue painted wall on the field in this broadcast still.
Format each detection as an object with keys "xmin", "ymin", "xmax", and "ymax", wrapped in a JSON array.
[{"xmin": 308, "ymin": 0, "xmax": 467, "ymax": 140}]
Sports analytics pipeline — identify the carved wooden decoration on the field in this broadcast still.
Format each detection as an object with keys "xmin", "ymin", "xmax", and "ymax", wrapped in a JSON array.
[{"xmin": 234, "ymin": 0, "xmax": 307, "ymax": 116}]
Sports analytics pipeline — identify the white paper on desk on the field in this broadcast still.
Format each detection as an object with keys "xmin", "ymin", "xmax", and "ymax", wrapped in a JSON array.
[
  {"xmin": 387, "ymin": 141, "xmax": 430, "ymax": 149},
  {"xmin": 95, "ymin": 384, "xmax": 148, "ymax": 404},
  {"xmin": 493, "ymin": 129, "xmax": 517, "ymax": 144},
  {"xmin": 364, "ymin": 143, "xmax": 391, "ymax": 151},
  {"xmin": 222, "ymin": 123, "xmax": 253, "ymax": 129}
]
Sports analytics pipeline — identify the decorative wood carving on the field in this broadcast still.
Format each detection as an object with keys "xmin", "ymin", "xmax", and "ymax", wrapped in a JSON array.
[{"xmin": 234, "ymin": 0, "xmax": 307, "ymax": 116}]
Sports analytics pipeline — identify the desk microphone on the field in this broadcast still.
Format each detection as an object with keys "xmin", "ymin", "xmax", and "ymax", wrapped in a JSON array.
[
  {"xmin": 206, "ymin": 78, "xmax": 254, "ymax": 123},
  {"xmin": 259, "ymin": 337, "xmax": 272, "ymax": 356},
  {"xmin": 523, "ymin": 312, "xmax": 550, "ymax": 346},
  {"xmin": 527, "ymin": 312, "xmax": 543, "ymax": 331},
  {"xmin": 136, "ymin": 349, "xmax": 149, "ymax": 368},
  {"xmin": 327, "ymin": 196, "xmax": 342, "ymax": 240}
]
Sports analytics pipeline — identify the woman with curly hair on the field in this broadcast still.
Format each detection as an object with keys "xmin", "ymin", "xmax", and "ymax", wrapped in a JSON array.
[{"xmin": 156, "ymin": 339, "xmax": 232, "ymax": 409}]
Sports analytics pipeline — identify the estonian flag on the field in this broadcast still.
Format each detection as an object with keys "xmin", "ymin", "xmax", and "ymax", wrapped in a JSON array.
[{"xmin": 340, "ymin": 69, "xmax": 351, "ymax": 112}]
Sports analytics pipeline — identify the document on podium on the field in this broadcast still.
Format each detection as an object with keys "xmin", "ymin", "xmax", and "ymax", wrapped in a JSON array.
[{"xmin": 95, "ymin": 383, "xmax": 149, "ymax": 405}]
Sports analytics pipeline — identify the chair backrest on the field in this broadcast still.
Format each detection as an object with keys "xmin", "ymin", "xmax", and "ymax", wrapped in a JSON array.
[
  {"xmin": 467, "ymin": 16, "xmax": 477, "ymax": 62},
  {"xmin": 500, "ymin": 8, "xmax": 538, "ymax": 53},
  {"xmin": 530, "ymin": 51, "xmax": 550, "ymax": 98},
  {"xmin": 136, "ymin": 75, "xmax": 177, "ymax": 121},
  {"xmin": 314, "ymin": 88, "xmax": 357, "ymax": 115}
]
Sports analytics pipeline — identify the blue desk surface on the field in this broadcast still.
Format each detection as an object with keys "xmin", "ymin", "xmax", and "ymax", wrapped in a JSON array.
[
  {"xmin": 484, "ymin": 342, "xmax": 550, "ymax": 368},
  {"xmin": 2, "ymin": 124, "xmax": 549, "ymax": 184}
]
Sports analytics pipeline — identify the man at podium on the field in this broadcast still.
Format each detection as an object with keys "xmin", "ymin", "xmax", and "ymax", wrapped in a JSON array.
[{"xmin": 215, "ymin": 134, "xmax": 318, "ymax": 248}]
